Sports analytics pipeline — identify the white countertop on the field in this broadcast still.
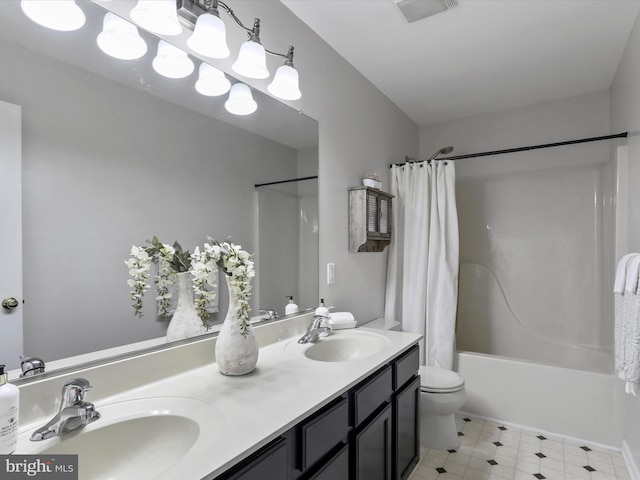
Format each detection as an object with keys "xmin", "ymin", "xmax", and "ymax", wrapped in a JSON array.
[{"xmin": 15, "ymin": 326, "xmax": 421, "ymax": 480}]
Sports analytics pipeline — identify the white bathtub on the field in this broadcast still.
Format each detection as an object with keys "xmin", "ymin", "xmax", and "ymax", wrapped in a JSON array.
[{"xmin": 455, "ymin": 350, "xmax": 625, "ymax": 447}]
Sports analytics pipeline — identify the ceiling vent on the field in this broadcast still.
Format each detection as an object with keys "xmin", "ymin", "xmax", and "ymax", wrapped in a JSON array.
[{"xmin": 392, "ymin": 0, "xmax": 458, "ymax": 23}]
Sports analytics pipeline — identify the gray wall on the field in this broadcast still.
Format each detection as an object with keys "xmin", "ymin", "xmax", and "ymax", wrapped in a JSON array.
[
  {"xmin": 611, "ymin": 8, "xmax": 640, "ymax": 471},
  {"xmin": 0, "ymin": 39, "xmax": 297, "ymax": 361},
  {"xmin": 225, "ymin": 1, "xmax": 420, "ymax": 323}
]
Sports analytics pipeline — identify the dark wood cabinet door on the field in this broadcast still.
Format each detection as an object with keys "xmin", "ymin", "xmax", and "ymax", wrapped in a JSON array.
[
  {"xmin": 394, "ymin": 376, "xmax": 420, "ymax": 480},
  {"xmin": 224, "ymin": 437, "xmax": 290, "ymax": 480},
  {"xmin": 308, "ymin": 444, "xmax": 349, "ymax": 480},
  {"xmin": 354, "ymin": 403, "xmax": 393, "ymax": 480}
]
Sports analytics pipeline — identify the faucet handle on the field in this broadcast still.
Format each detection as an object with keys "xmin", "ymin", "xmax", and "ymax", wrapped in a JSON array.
[
  {"xmin": 312, "ymin": 314, "xmax": 330, "ymax": 326},
  {"xmin": 62, "ymin": 378, "xmax": 93, "ymax": 405}
]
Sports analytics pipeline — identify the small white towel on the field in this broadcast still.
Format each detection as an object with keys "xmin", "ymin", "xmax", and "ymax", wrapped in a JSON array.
[
  {"xmin": 329, "ymin": 312, "xmax": 357, "ymax": 329},
  {"xmin": 615, "ymin": 253, "xmax": 640, "ymax": 395}
]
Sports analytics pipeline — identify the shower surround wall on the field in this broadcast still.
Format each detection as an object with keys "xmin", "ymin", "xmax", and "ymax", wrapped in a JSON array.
[
  {"xmin": 419, "ymin": 91, "xmax": 626, "ymax": 445},
  {"xmin": 456, "ymin": 162, "xmax": 614, "ymax": 373}
]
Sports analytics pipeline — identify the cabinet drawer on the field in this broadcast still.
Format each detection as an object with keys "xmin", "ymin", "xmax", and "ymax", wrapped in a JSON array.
[
  {"xmin": 393, "ymin": 345, "xmax": 419, "ymax": 390},
  {"xmin": 351, "ymin": 365, "xmax": 393, "ymax": 427},
  {"xmin": 300, "ymin": 396, "xmax": 349, "ymax": 470}
]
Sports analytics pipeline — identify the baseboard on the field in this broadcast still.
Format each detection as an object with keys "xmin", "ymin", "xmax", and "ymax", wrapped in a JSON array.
[
  {"xmin": 622, "ymin": 439, "xmax": 640, "ymax": 480},
  {"xmin": 457, "ymin": 411, "xmax": 619, "ymax": 452}
]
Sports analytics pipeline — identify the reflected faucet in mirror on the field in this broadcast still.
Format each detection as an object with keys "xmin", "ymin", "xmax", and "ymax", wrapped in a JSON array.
[{"xmin": 259, "ymin": 309, "xmax": 279, "ymax": 320}]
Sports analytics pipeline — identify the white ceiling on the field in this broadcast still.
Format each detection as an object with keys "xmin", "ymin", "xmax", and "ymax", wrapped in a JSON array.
[{"xmin": 281, "ymin": 0, "xmax": 640, "ymax": 126}]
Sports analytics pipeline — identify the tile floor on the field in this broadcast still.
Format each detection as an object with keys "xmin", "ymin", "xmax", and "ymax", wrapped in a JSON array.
[{"xmin": 409, "ymin": 416, "xmax": 630, "ymax": 480}]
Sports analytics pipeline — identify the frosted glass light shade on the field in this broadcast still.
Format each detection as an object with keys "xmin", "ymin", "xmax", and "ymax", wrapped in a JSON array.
[
  {"xmin": 231, "ymin": 40, "xmax": 269, "ymax": 79},
  {"xmin": 97, "ymin": 13, "xmax": 147, "ymax": 60},
  {"xmin": 152, "ymin": 40, "xmax": 194, "ymax": 79},
  {"xmin": 187, "ymin": 13, "xmax": 230, "ymax": 59},
  {"xmin": 129, "ymin": 0, "xmax": 182, "ymax": 36},
  {"xmin": 21, "ymin": 0, "xmax": 85, "ymax": 31},
  {"xmin": 225, "ymin": 84, "xmax": 257, "ymax": 116},
  {"xmin": 267, "ymin": 64, "xmax": 301, "ymax": 100},
  {"xmin": 195, "ymin": 63, "xmax": 231, "ymax": 97}
]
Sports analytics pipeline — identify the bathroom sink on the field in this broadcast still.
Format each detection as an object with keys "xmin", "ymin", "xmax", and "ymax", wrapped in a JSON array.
[
  {"xmin": 286, "ymin": 330, "xmax": 391, "ymax": 362},
  {"xmin": 17, "ymin": 396, "xmax": 220, "ymax": 480}
]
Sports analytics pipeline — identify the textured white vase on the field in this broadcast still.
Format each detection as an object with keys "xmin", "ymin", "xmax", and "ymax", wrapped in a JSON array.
[
  {"xmin": 215, "ymin": 275, "xmax": 258, "ymax": 375},
  {"xmin": 166, "ymin": 272, "xmax": 207, "ymax": 342}
]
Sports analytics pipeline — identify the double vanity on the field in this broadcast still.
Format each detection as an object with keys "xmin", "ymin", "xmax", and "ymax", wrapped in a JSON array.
[{"xmin": 12, "ymin": 313, "xmax": 422, "ymax": 479}]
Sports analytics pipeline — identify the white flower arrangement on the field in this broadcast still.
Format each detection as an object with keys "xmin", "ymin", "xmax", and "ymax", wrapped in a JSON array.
[{"xmin": 125, "ymin": 236, "xmax": 255, "ymax": 335}]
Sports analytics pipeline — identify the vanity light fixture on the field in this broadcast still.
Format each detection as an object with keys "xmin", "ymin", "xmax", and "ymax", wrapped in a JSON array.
[
  {"xmin": 231, "ymin": 19, "xmax": 269, "ymax": 79},
  {"xmin": 129, "ymin": 0, "xmax": 183, "ymax": 36},
  {"xmin": 267, "ymin": 47, "xmax": 302, "ymax": 101},
  {"xmin": 224, "ymin": 83, "xmax": 257, "ymax": 115},
  {"xmin": 20, "ymin": 0, "xmax": 86, "ymax": 32},
  {"xmin": 187, "ymin": 10, "xmax": 230, "ymax": 59},
  {"xmin": 97, "ymin": 13, "xmax": 148, "ymax": 61},
  {"xmin": 152, "ymin": 40, "xmax": 195, "ymax": 79},
  {"xmin": 178, "ymin": 0, "xmax": 302, "ymax": 100},
  {"xmin": 21, "ymin": 0, "xmax": 302, "ymax": 116},
  {"xmin": 195, "ymin": 63, "xmax": 231, "ymax": 97}
]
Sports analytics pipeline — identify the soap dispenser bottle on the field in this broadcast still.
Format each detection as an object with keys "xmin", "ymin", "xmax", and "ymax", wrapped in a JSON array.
[
  {"xmin": 315, "ymin": 298, "xmax": 329, "ymax": 317},
  {"xmin": 0, "ymin": 364, "xmax": 19, "ymax": 454},
  {"xmin": 285, "ymin": 296, "xmax": 299, "ymax": 315}
]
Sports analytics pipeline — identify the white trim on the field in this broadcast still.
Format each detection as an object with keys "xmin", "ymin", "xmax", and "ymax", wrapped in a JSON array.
[
  {"xmin": 622, "ymin": 439, "xmax": 640, "ymax": 480},
  {"xmin": 457, "ymin": 411, "xmax": 620, "ymax": 452}
]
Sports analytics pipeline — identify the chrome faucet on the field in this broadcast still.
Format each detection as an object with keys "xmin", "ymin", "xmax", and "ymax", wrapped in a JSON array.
[
  {"xmin": 298, "ymin": 315, "xmax": 331, "ymax": 344},
  {"xmin": 259, "ymin": 308, "xmax": 279, "ymax": 320},
  {"xmin": 30, "ymin": 378, "xmax": 100, "ymax": 441}
]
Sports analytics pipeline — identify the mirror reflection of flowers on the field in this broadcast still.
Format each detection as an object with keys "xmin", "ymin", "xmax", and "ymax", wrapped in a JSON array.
[{"xmin": 125, "ymin": 236, "xmax": 255, "ymax": 335}]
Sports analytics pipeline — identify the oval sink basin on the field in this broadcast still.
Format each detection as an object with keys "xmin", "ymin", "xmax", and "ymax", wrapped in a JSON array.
[
  {"xmin": 287, "ymin": 330, "xmax": 391, "ymax": 362},
  {"xmin": 18, "ymin": 396, "xmax": 220, "ymax": 480}
]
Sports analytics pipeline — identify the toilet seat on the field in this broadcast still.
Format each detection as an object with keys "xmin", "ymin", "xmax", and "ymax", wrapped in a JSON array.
[{"xmin": 419, "ymin": 366, "xmax": 464, "ymax": 393}]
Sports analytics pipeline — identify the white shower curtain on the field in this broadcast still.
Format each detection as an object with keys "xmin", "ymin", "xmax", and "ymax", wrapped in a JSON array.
[{"xmin": 384, "ymin": 161, "xmax": 459, "ymax": 369}]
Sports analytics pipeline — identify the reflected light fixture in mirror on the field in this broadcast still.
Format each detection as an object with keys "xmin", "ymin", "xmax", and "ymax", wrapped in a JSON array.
[
  {"xmin": 129, "ymin": 0, "xmax": 183, "ymax": 36},
  {"xmin": 196, "ymin": 63, "xmax": 231, "ymax": 97},
  {"xmin": 97, "ymin": 13, "xmax": 148, "ymax": 61},
  {"xmin": 153, "ymin": 40, "xmax": 195, "ymax": 79},
  {"xmin": 20, "ymin": 0, "xmax": 85, "ymax": 32},
  {"xmin": 225, "ymin": 83, "xmax": 257, "ymax": 115},
  {"xmin": 187, "ymin": 11, "xmax": 230, "ymax": 59}
]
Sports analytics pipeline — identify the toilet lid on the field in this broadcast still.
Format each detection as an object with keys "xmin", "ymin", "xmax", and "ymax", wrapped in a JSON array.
[{"xmin": 419, "ymin": 366, "xmax": 464, "ymax": 393}]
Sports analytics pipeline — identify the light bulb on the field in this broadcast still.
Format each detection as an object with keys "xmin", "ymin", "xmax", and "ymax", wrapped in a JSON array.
[
  {"xmin": 187, "ymin": 13, "xmax": 230, "ymax": 59},
  {"xmin": 21, "ymin": 0, "xmax": 85, "ymax": 31},
  {"xmin": 232, "ymin": 40, "xmax": 269, "ymax": 79},
  {"xmin": 195, "ymin": 63, "xmax": 231, "ymax": 97},
  {"xmin": 129, "ymin": 0, "xmax": 182, "ymax": 36},
  {"xmin": 152, "ymin": 40, "xmax": 194, "ymax": 79},
  {"xmin": 97, "ymin": 13, "xmax": 147, "ymax": 60},
  {"xmin": 225, "ymin": 83, "xmax": 257, "ymax": 116},
  {"xmin": 267, "ymin": 64, "xmax": 301, "ymax": 101}
]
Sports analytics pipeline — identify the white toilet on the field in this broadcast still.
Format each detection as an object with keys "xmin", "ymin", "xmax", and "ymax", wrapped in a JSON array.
[{"xmin": 419, "ymin": 366, "xmax": 466, "ymax": 450}]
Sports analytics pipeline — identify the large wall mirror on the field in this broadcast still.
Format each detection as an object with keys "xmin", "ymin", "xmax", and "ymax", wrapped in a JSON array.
[{"xmin": 0, "ymin": 0, "xmax": 319, "ymax": 375}]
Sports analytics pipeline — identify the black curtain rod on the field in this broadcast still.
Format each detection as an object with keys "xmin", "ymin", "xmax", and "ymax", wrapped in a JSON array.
[
  {"xmin": 391, "ymin": 132, "xmax": 629, "ymax": 167},
  {"xmin": 255, "ymin": 175, "xmax": 318, "ymax": 188}
]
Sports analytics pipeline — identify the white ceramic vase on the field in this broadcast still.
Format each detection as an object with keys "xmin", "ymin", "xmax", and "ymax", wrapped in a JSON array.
[
  {"xmin": 166, "ymin": 272, "xmax": 207, "ymax": 342},
  {"xmin": 215, "ymin": 275, "xmax": 258, "ymax": 375}
]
